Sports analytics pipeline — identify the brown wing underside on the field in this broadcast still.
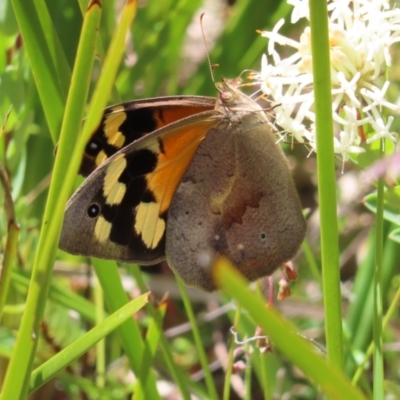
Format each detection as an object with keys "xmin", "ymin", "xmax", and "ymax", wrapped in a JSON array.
[{"xmin": 166, "ymin": 114, "xmax": 306, "ymax": 291}]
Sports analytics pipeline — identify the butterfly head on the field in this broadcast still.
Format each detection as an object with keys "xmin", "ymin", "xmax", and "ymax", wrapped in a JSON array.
[{"xmin": 215, "ymin": 78, "xmax": 263, "ymax": 116}]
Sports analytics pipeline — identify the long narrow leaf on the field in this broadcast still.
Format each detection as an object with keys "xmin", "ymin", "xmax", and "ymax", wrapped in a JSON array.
[{"xmin": 29, "ymin": 293, "xmax": 149, "ymax": 392}]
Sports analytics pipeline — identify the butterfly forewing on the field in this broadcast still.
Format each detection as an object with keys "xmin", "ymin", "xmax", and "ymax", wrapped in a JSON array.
[
  {"xmin": 60, "ymin": 110, "xmax": 220, "ymax": 264},
  {"xmin": 80, "ymin": 96, "xmax": 216, "ymax": 177}
]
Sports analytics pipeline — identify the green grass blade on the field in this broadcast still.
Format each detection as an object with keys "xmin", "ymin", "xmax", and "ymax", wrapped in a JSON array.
[
  {"xmin": 92, "ymin": 259, "xmax": 161, "ymax": 400},
  {"xmin": 177, "ymin": 278, "xmax": 219, "ymax": 400},
  {"xmin": 213, "ymin": 258, "xmax": 367, "ymax": 400},
  {"xmin": 29, "ymin": 293, "xmax": 149, "ymax": 392},
  {"xmin": 0, "ymin": 221, "xmax": 19, "ymax": 320},
  {"xmin": 133, "ymin": 302, "xmax": 166, "ymax": 400},
  {"xmin": 352, "ymin": 281, "xmax": 400, "ymax": 385},
  {"xmin": 32, "ymin": 0, "xmax": 71, "ymax": 99},
  {"xmin": 130, "ymin": 266, "xmax": 194, "ymax": 399},
  {"xmin": 302, "ymin": 239, "xmax": 322, "ymax": 285},
  {"xmin": 10, "ymin": 0, "xmax": 68, "ymax": 140},
  {"xmin": 0, "ymin": 3, "xmax": 101, "ymax": 398},
  {"xmin": 94, "ymin": 277, "xmax": 106, "ymax": 389},
  {"xmin": 0, "ymin": 162, "xmax": 19, "ymax": 321},
  {"xmin": 223, "ymin": 304, "xmax": 241, "ymax": 400},
  {"xmin": 77, "ymin": 0, "xmax": 138, "ymax": 147},
  {"xmin": 11, "ymin": 269, "xmax": 99, "ymax": 323}
]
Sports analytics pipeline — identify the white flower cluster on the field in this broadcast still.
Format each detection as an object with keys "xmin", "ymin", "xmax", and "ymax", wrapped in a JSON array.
[{"xmin": 256, "ymin": 0, "xmax": 400, "ymax": 160}]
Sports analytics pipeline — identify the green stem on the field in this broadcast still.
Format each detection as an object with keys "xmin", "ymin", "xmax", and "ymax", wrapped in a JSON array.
[
  {"xmin": 223, "ymin": 304, "xmax": 241, "ymax": 400},
  {"xmin": 94, "ymin": 278, "xmax": 106, "ymax": 389},
  {"xmin": 309, "ymin": 0, "xmax": 343, "ymax": 369},
  {"xmin": 177, "ymin": 278, "xmax": 219, "ymax": 400},
  {"xmin": 0, "ymin": 222, "xmax": 19, "ymax": 321},
  {"xmin": 129, "ymin": 267, "xmax": 191, "ymax": 399},
  {"xmin": 352, "ymin": 276, "xmax": 400, "ymax": 385},
  {"xmin": 0, "ymin": 164, "xmax": 19, "ymax": 321},
  {"xmin": 93, "ymin": 260, "xmax": 161, "ymax": 400},
  {"xmin": 373, "ymin": 141, "xmax": 385, "ymax": 399}
]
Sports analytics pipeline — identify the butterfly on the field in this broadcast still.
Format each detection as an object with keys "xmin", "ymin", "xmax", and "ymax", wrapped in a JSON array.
[{"xmin": 59, "ymin": 79, "xmax": 306, "ymax": 292}]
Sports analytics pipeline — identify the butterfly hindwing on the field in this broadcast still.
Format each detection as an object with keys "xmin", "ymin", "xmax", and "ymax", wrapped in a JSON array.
[
  {"xmin": 166, "ymin": 82, "xmax": 306, "ymax": 291},
  {"xmin": 80, "ymin": 96, "xmax": 216, "ymax": 177},
  {"xmin": 60, "ymin": 110, "xmax": 220, "ymax": 263}
]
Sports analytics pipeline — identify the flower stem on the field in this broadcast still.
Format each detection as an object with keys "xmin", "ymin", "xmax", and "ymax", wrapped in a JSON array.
[
  {"xmin": 373, "ymin": 141, "xmax": 385, "ymax": 399},
  {"xmin": 309, "ymin": 0, "xmax": 344, "ymax": 369}
]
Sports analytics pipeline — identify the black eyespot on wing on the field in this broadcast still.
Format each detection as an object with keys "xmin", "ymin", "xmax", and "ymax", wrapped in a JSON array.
[
  {"xmin": 87, "ymin": 204, "xmax": 100, "ymax": 218},
  {"xmin": 85, "ymin": 138, "xmax": 101, "ymax": 156}
]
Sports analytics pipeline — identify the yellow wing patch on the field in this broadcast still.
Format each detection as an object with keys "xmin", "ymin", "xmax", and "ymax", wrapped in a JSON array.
[
  {"xmin": 94, "ymin": 215, "xmax": 112, "ymax": 243},
  {"xmin": 103, "ymin": 155, "xmax": 127, "ymax": 205},
  {"xmin": 95, "ymin": 151, "xmax": 108, "ymax": 166},
  {"xmin": 135, "ymin": 202, "xmax": 166, "ymax": 249},
  {"xmin": 104, "ymin": 105, "xmax": 127, "ymax": 147}
]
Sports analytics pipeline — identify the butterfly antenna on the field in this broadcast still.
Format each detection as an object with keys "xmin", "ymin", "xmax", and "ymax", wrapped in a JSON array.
[{"xmin": 200, "ymin": 13, "xmax": 220, "ymax": 88}]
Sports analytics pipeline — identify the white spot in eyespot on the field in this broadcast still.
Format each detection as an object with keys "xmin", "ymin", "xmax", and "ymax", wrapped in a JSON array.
[
  {"xmin": 214, "ymin": 234, "xmax": 220, "ymax": 241},
  {"xmin": 237, "ymin": 244, "xmax": 244, "ymax": 250}
]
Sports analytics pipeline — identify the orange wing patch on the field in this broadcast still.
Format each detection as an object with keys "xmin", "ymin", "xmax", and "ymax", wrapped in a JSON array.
[{"xmin": 147, "ymin": 120, "xmax": 217, "ymax": 213}]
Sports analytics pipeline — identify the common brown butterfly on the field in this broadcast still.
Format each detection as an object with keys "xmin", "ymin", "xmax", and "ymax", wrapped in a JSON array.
[{"xmin": 59, "ymin": 79, "xmax": 306, "ymax": 291}]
